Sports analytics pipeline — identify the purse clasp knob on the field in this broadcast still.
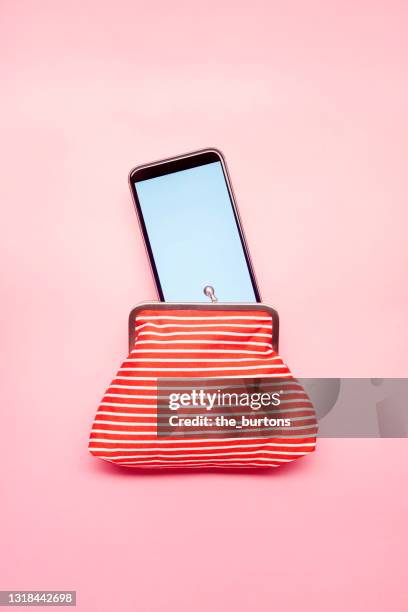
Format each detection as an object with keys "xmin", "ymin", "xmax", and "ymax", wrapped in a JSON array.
[{"xmin": 203, "ymin": 285, "xmax": 218, "ymax": 303}]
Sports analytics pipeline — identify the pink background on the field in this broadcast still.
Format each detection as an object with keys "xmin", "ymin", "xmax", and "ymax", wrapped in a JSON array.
[{"xmin": 1, "ymin": 1, "xmax": 407, "ymax": 610}]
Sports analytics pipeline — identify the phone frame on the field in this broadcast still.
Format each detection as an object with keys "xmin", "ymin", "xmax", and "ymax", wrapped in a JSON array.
[{"xmin": 128, "ymin": 148, "xmax": 261, "ymax": 302}]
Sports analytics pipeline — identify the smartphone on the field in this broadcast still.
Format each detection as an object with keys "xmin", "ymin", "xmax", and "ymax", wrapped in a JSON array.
[{"xmin": 128, "ymin": 148, "xmax": 260, "ymax": 302}]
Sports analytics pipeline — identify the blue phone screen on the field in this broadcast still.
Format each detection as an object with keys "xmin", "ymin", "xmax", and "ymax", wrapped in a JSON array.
[{"xmin": 134, "ymin": 161, "xmax": 257, "ymax": 302}]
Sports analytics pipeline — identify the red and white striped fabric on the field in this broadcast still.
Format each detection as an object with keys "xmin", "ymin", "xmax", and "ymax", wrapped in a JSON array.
[{"xmin": 89, "ymin": 308, "xmax": 317, "ymax": 469}]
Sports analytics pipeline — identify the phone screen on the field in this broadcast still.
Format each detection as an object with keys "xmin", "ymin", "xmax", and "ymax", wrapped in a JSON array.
[{"xmin": 133, "ymin": 157, "xmax": 259, "ymax": 302}]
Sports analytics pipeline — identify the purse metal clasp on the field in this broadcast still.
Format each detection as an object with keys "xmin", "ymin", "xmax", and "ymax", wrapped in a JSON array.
[{"xmin": 203, "ymin": 285, "xmax": 218, "ymax": 303}]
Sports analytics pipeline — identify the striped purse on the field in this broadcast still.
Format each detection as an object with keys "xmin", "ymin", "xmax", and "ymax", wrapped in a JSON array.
[{"xmin": 89, "ymin": 303, "xmax": 317, "ymax": 469}]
